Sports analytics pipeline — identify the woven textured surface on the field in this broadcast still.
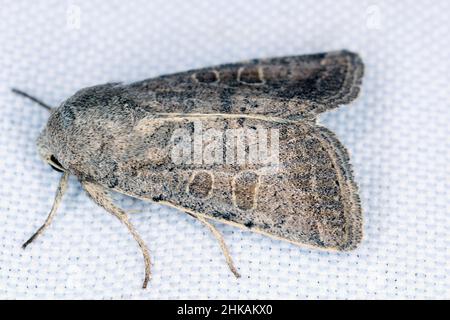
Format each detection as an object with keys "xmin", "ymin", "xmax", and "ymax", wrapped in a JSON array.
[{"xmin": 0, "ymin": 0, "xmax": 449, "ymax": 299}]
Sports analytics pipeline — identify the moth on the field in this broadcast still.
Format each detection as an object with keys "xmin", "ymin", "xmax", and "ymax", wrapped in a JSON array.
[{"xmin": 14, "ymin": 50, "xmax": 364, "ymax": 288}]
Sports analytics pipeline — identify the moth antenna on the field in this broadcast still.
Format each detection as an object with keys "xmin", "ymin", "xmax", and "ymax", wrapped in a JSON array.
[
  {"xmin": 189, "ymin": 213, "xmax": 241, "ymax": 278},
  {"xmin": 22, "ymin": 172, "xmax": 69, "ymax": 248},
  {"xmin": 11, "ymin": 88, "xmax": 53, "ymax": 111}
]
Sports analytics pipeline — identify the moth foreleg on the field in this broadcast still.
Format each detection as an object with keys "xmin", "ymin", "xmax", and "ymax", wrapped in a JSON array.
[
  {"xmin": 22, "ymin": 172, "xmax": 69, "ymax": 248},
  {"xmin": 188, "ymin": 213, "xmax": 241, "ymax": 279},
  {"xmin": 81, "ymin": 181, "xmax": 151, "ymax": 289}
]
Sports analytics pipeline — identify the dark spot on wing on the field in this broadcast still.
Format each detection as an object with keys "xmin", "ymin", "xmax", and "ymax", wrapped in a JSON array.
[
  {"xmin": 239, "ymin": 66, "xmax": 264, "ymax": 84},
  {"xmin": 194, "ymin": 70, "xmax": 218, "ymax": 83},
  {"xmin": 152, "ymin": 195, "xmax": 164, "ymax": 202},
  {"xmin": 188, "ymin": 172, "xmax": 213, "ymax": 198},
  {"xmin": 219, "ymin": 88, "xmax": 234, "ymax": 113},
  {"xmin": 107, "ymin": 177, "xmax": 118, "ymax": 188},
  {"xmin": 244, "ymin": 221, "xmax": 254, "ymax": 228},
  {"xmin": 212, "ymin": 211, "xmax": 235, "ymax": 221}
]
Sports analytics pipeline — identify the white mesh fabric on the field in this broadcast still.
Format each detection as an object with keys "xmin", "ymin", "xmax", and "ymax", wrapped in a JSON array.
[{"xmin": 0, "ymin": 0, "xmax": 449, "ymax": 299}]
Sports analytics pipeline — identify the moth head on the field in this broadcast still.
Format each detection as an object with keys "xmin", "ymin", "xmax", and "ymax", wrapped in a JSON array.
[
  {"xmin": 14, "ymin": 84, "xmax": 126, "ymax": 175},
  {"xmin": 33, "ymin": 84, "xmax": 122, "ymax": 175},
  {"xmin": 10, "ymin": 88, "xmax": 69, "ymax": 173},
  {"xmin": 11, "ymin": 88, "xmax": 66, "ymax": 172},
  {"xmin": 36, "ymin": 115, "xmax": 66, "ymax": 173}
]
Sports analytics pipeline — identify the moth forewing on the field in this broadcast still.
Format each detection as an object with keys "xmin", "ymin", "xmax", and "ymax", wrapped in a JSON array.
[
  {"xmin": 128, "ymin": 50, "xmax": 363, "ymax": 119},
  {"xmin": 111, "ymin": 116, "xmax": 362, "ymax": 251}
]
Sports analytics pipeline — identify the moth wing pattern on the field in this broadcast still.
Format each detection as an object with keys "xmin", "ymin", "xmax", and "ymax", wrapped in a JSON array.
[
  {"xmin": 105, "ymin": 118, "xmax": 362, "ymax": 251},
  {"xmin": 127, "ymin": 50, "xmax": 363, "ymax": 119},
  {"xmin": 173, "ymin": 121, "xmax": 362, "ymax": 251}
]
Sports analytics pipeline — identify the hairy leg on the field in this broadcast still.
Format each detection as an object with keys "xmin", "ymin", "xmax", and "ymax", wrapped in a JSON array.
[
  {"xmin": 23, "ymin": 172, "xmax": 69, "ymax": 248},
  {"xmin": 82, "ymin": 181, "xmax": 151, "ymax": 288},
  {"xmin": 187, "ymin": 212, "xmax": 241, "ymax": 278}
]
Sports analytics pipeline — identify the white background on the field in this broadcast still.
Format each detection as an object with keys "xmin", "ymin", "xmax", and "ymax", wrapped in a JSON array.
[{"xmin": 0, "ymin": 0, "xmax": 449, "ymax": 299}]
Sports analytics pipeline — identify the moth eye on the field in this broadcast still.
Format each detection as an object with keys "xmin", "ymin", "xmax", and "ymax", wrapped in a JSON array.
[{"xmin": 49, "ymin": 155, "xmax": 64, "ymax": 172}]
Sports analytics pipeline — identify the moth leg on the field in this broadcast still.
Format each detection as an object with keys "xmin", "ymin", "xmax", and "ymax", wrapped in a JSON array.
[
  {"xmin": 23, "ymin": 172, "xmax": 69, "ymax": 248},
  {"xmin": 81, "ymin": 181, "xmax": 151, "ymax": 289},
  {"xmin": 188, "ymin": 213, "xmax": 241, "ymax": 278}
]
